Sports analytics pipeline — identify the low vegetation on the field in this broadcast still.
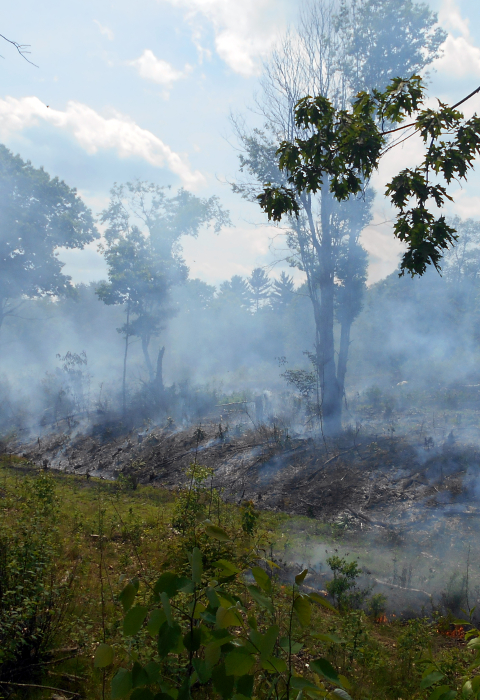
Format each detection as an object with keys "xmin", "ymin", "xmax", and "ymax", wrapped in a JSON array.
[{"xmin": 0, "ymin": 455, "xmax": 479, "ymax": 700}]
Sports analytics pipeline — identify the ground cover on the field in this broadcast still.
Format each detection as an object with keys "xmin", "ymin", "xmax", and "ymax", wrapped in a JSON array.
[{"xmin": 0, "ymin": 456, "xmax": 478, "ymax": 700}]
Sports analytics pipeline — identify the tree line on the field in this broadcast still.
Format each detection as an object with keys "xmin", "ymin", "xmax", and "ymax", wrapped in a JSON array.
[{"xmin": 1, "ymin": 0, "xmax": 480, "ymax": 435}]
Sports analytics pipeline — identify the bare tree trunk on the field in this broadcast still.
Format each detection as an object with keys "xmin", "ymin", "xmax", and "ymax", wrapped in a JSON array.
[
  {"xmin": 122, "ymin": 300, "xmax": 130, "ymax": 417},
  {"xmin": 141, "ymin": 335, "xmax": 154, "ymax": 382},
  {"xmin": 302, "ymin": 190, "xmax": 342, "ymax": 437},
  {"xmin": 337, "ymin": 317, "xmax": 351, "ymax": 403},
  {"xmin": 154, "ymin": 346, "xmax": 165, "ymax": 405},
  {"xmin": 318, "ymin": 185, "xmax": 342, "ymax": 436}
]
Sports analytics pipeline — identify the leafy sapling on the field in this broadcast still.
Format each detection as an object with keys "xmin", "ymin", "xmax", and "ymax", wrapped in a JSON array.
[{"xmin": 107, "ymin": 530, "xmax": 354, "ymax": 700}]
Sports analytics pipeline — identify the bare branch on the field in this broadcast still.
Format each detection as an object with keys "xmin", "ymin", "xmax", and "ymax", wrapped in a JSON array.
[{"xmin": 0, "ymin": 33, "xmax": 38, "ymax": 67}]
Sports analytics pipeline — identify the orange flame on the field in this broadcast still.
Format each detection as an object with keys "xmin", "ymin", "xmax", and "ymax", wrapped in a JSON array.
[{"xmin": 437, "ymin": 626, "xmax": 464, "ymax": 640}]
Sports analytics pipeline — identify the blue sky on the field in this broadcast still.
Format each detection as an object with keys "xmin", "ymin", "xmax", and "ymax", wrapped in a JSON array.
[{"xmin": 2, "ymin": 0, "xmax": 480, "ymax": 286}]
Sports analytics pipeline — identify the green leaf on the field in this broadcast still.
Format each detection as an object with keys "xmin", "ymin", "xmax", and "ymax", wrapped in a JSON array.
[
  {"xmin": 279, "ymin": 637, "xmax": 303, "ymax": 653},
  {"xmin": 250, "ymin": 625, "xmax": 279, "ymax": 661},
  {"xmin": 94, "ymin": 642, "xmax": 114, "ymax": 668},
  {"xmin": 468, "ymin": 637, "xmax": 480, "ymax": 649},
  {"xmin": 145, "ymin": 661, "xmax": 161, "ymax": 684},
  {"xmin": 332, "ymin": 690, "xmax": 352, "ymax": 700},
  {"xmin": 308, "ymin": 591, "xmax": 337, "ymax": 612},
  {"xmin": 205, "ymin": 641, "xmax": 221, "ymax": 666},
  {"xmin": 251, "ymin": 566, "xmax": 272, "ymax": 594},
  {"xmin": 266, "ymin": 560, "xmax": 280, "ymax": 570},
  {"xmin": 207, "ymin": 588, "xmax": 221, "ymax": 609},
  {"xmin": 247, "ymin": 585, "xmax": 274, "ymax": 614},
  {"xmin": 312, "ymin": 632, "xmax": 344, "ymax": 644},
  {"xmin": 161, "ymin": 592, "xmax": 173, "ymax": 626},
  {"xmin": 177, "ymin": 676, "xmax": 191, "ymax": 700},
  {"xmin": 262, "ymin": 656, "xmax": 287, "ymax": 673},
  {"xmin": 147, "ymin": 609, "xmax": 166, "ymax": 636},
  {"xmin": 428, "ymin": 689, "xmax": 456, "ymax": 700},
  {"xmin": 192, "ymin": 547, "xmax": 203, "ymax": 585},
  {"xmin": 294, "ymin": 594, "xmax": 312, "ymax": 627},
  {"xmin": 214, "ymin": 559, "xmax": 240, "ymax": 575},
  {"xmin": 205, "ymin": 524, "xmax": 230, "ymax": 541},
  {"xmin": 183, "ymin": 627, "xmax": 202, "ymax": 652},
  {"xmin": 111, "ymin": 668, "xmax": 132, "ymax": 699},
  {"xmin": 216, "ymin": 606, "xmax": 242, "ymax": 628},
  {"xmin": 132, "ymin": 661, "xmax": 150, "ymax": 689},
  {"xmin": 131, "ymin": 690, "xmax": 155, "ymax": 700},
  {"xmin": 192, "ymin": 658, "xmax": 213, "ymax": 684},
  {"xmin": 123, "ymin": 606, "xmax": 148, "ymax": 637},
  {"xmin": 421, "ymin": 671, "xmax": 445, "ymax": 689},
  {"xmin": 212, "ymin": 663, "xmax": 235, "ymax": 699},
  {"xmin": 225, "ymin": 649, "xmax": 255, "ymax": 676},
  {"xmin": 236, "ymin": 674, "xmax": 254, "ymax": 698},
  {"xmin": 310, "ymin": 658, "xmax": 341, "ymax": 686},
  {"xmin": 295, "ymin": 569, "xmax": 308, "ymax": 586},
  {"xmin": 158, "ymin": 621, "xmax": 182, "ymax": 658},
  {"xmin": 338, "ymin": 675, "xmax": 351, "ymax": 691},
  {"xmin": 119, "ymin": 582, "xmax": 137, "ymax": 613},
  {"xmin": 290, "ymin": 678, "xmax": 319, "ymax": 691},
  {"xmin": 153, "ymin": 695, "xmax": 175, "ymax": 700},
  {"xmin": 154, "ymin": 572, "xmax": 191, "ymax": 598}
]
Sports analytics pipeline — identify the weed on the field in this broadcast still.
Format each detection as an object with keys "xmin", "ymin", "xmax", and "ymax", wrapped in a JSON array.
[{"xmin": 326, "ymin": 554, "xmax": 371, "ymax": 611}]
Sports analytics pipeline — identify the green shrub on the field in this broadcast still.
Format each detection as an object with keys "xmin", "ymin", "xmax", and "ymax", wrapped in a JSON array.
[{"xmin": 0, "ymin": 472, "xmax": 72, "ymax": 676}]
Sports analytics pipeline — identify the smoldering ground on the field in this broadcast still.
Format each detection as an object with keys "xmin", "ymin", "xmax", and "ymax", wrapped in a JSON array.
[{"xmin": 8, "ymin": 390, "xmax": 480, "ymax": 621}]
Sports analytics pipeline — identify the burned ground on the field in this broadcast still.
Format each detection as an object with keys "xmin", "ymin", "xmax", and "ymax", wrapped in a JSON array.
[
  {"xmin": 6, "ymin": 410, "xmax": 480, "ymax": 617},
  {"xmin": 10, "ymin": 413, "xmax": 480, "ymax": 529}
]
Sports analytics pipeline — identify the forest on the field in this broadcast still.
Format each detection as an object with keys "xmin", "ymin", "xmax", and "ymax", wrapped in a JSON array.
[{"xmin": 2, "ymin": 0, "xmax": 480, "ymax": 699}]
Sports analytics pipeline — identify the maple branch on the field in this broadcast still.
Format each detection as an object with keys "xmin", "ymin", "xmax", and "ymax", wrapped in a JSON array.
[{"xmin": 381, "ymin": 84, "xmax": 480, "ymax": 136}]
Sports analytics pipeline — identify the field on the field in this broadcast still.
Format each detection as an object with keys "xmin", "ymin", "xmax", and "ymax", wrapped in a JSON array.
[{"xmin": 0, "ymin": 451, "xmax": 478, "ymax": 700}]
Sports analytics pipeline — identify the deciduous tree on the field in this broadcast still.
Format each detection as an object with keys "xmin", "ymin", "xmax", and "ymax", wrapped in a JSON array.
[
  {"xmin": 97, "ymin": 181, "xmax": 230, "ymax": 412},
  {"xmin": 0, "ymin": 145, "xmax": 98, "ymax": 333},
  {"xmin": 234, "ymin": 0, "xmax": 446, "ymax": 436}
]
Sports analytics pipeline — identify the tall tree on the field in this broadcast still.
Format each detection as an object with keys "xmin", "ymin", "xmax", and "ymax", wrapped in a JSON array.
[
  {"xmin": 248, "ymin": 268, "xmax": 270, "ymax": 311},
  {"xmin": 217, "ymin": 275, "xmax": 252, "ymax": 308},
  {"xmin": 0, "ymin": 145, "xmax": 98, "ymax": 332},
  {"xmin": 270, "ymin": 271, "xmax": 295, "ymax": 311},
  {"xmin": 97, "ymin": 181, "xmax": 230, "ymax": 411},
  {"xmin": 233, "ymin": 0, "xmax": 446, "ymax": 436}
]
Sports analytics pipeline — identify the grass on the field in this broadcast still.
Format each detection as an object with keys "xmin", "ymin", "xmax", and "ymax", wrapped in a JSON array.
[{"xmin": 0, "ymin": 455, "xmax": 476, "ymax": 700}]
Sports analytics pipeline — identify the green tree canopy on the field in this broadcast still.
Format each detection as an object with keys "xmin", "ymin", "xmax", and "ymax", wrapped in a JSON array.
[
  {"xmin": 258, "ymin": 76, "xmax": 480, "ymax": 277},
  {"xmin": 0, "ymin": 145, "xmax": 98, "ymax": 328},
  {"xmin": 97, "ymin": 180, "xmax": 230, "ymax": 408}
]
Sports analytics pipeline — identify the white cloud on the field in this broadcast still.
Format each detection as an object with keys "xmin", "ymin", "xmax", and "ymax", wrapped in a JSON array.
[
  {"xmin": 183, "ymin": 223, "xmax": 274, "ymax": 284},
  {"xmin": 434, "ymin": 34, "xmax": 480, "ymax": 77},
  {"xmin": 0, "ymin": 96, "xmax": 205, "ymax": 189},
  {"xmin": 434, "ymin": 0, "xmax": 480, "ymax": 77},
  {"xmin": 129, "ymin": 50, "xmax": 187, "ymax": 88},
  {"xmin": 93, "ymin": 20, "xmax": 114, "ymax": 41},
  {"xmin": 161, "ymin": 0, "xmax": 290, "ymax": 77}
]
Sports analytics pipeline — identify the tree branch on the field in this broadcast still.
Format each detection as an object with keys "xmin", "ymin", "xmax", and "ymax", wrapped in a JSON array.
[
  {"xmin": 0, "ymin": 33, "xmax": 38, "ymax": 67},
  {"xmin": 382, "ymin": 84, "xmax": 480, "ymax": 136}
]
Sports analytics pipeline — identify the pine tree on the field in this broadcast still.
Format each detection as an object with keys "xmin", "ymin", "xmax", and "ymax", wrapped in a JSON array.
[
  {"xmin": 270, "ymin": 271, "xmax": 295, "ymax": 311},
  {"xmin": 218, "ymin": 275, "xmax": 251, "ymax": 308},
  {"xmin": 248, "ymin": 268, "xmax": 270, "ymax": 311}
]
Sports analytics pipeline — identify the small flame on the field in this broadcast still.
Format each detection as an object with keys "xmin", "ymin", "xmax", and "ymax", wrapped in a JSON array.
[{"xmin": 437, "ymin": 626, "xmax": 464, "ymax": 639}]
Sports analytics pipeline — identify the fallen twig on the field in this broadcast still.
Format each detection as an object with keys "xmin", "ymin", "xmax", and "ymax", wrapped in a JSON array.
[
  {"xmin": 303, "ymin": 446, "xmax": 356, "ymax": 483},
  {"xmin": 374, "ymin": 578, "xmax": 432, "ymax": 598},
  {"xmin": 0, "ymin": 680, "xmax": 80, "ymax": 696},
  {"xmin": 345, "ymin": 506, "xmax": 396, "ymax": 529}
]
